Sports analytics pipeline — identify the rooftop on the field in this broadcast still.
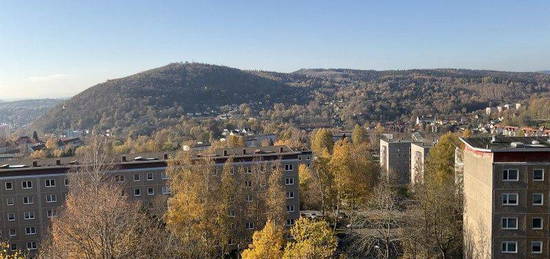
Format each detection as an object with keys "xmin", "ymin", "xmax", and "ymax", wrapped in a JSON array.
[
  {"xmin": 0, "ymin": 146, "xmax": 310, "ymax": 173},
  {"xmin": 461, "ymin": 136, "xmax": 550, "ymax": 152}
]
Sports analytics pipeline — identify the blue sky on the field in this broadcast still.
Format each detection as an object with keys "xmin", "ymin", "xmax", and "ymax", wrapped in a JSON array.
[{"xmin": 1, "ymin": 0, "xmax": 549, "ymax": 99}]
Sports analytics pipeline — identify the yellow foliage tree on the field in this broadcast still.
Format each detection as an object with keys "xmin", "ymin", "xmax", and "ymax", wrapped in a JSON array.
[
  {"xmin": 265, "ymin": 168, "xmax": 286, "ymax": 226},
  {"xmin": 226, "ymin": 135, "xmax": 246, "ymax": 148},
  {"xmin": 330, "ymin": 139, "xmax": 379, "ymax": 211},
  {"xmin": 425, "ymin": 132, "xmax": 460, "ymax": 185},
  {"xmin": 241, "ymin": 220, "xmax": 285, "ymax": 259},
  {"xmin": 0, "ymin": 242, "xmax": 25, "ymax": 259},
  {"xmin": 298, "ymin": 164, "xmax": 321, "ymax": 210},
  {"xmin": 283, "ymin": 218, "xmax": 337, "ymax": 259},
  {"xmin": 351, "ymin": 124, "xmax": 368, "ymax": 145},
  {"xmin": 310, "ymin": 128, "xmax": 334, "ymax": 156},
  {"xmin": 165, "ymin": 154, "xmax": 227, "ymax": 257},
  {"xmin": 45, "ymin": 137, "xmax": 58, "ymax": 150}
]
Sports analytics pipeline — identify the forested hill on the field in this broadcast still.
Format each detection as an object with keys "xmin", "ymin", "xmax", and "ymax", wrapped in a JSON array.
[
  {"xmin": 33, "ymin": 63, "xmax": 550, "ymax": 135},
  {"xmin": 33, "ymin": 63, "xmax": 308, "ymax": 134}
]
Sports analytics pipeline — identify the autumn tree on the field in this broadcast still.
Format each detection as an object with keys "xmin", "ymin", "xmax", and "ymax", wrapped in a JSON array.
[
  {"xmin": 351, "ymin": 124, "xmax": 368, "ymax": 145},
  {"xmin": 40, "ymin": 137, "xmax": 176, "ymax": 258},
  {"xmin": 165, "ymin": 153, "xmax": 227, "ymax": 257},
  {"xmin": 298, "ymin": 164, "xmax": 322, "ymax": 210},
  {"xmin": 219, "ymin": 158, "xmax": 245, "ymax": 251},
  {"xmin": 45, "ymin": 137, "xmax": 58, "ymax": 150},
  {"xmin": 404, "ymin": 132, "xmax": 463, "ymax": 258},
  {"xmin": 424, "ymin": 132, "xmax": 460, "ymax": 185},
  {"xmin": 167, "ymin": 151, "xmax": 288, "ymax": 257},
  {"xmin": 283, "ymin": 218, "xmax": 337, "ymax": 259},
  {"xmin": 346, "ymin": 179, "xmax": 402, "ymax": 258},
  {"xmin": 241, "ymin": 220, "xmax": 285, "ymax": 259},
  {"xmin": 226, "ymin": 134, "xmax": 246, "ymax": 148},
  {"xmin": 265, "ymin": 167, "xmax": 286, "ymax": 226},
  {"xmin": 310, "ymin": 128, "xmax": 334, "ymax": 155},
  {"xmin": 330, "ymin": 139, "xmax": 379, "ymax": 227},
  {"xmin": 0, "ymin": 242, "xmax": 25, "ymax": 259}
]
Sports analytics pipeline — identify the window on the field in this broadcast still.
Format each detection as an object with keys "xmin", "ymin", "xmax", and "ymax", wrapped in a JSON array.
[
  {"xmin": 286, "ymin": 191, "xmax": 295, "ymax": 199},
  {"xmin": 7, "ymin": 213, "xmax": 15, "ymax": 221},
  {"xmin": 246, "ymin": 222, "xmax": 255, "ymax": 229},
  {"xmin": 10, "ymin": 244, "xmax": 17, "ymax": 251},
  {"xmin": 147, "ymin": 172, "xmax": 154, "ymax": 181},
  {"xmin": 23, "ymin": 196, "xmax": 33, "ymax": 205},
  {"xmin": 5, "ymin": 182, "xmax": 13, "ymax": 190},
  {"xmin": 47, "ymin": 208, "xmax": 57, "ymax": 218},
  {"xmin": 25, "ymin": 227, "xmax": 36, "ymax": 235},
  {"xmin": 134, "ymin": 188, "xmax": 141, "ymax": 197},
  {"xmin": 501, "ymin": 217, "xmax": 518, "ymax": 230},
  {"xmin": 501, "ymin": 241, "xmax": 518, "ymax": 254},
  {"xmin": 45, "ymin": 179, "xmax": 56, "ymax": 187},
  {"xmin": 533, "ymin": 193, "xmax": 544, "ymax": 206},
  {"xmin": 284, "ymin": 164, "xmax": 293, "ymax": 171},
  {"xmin": 24, "ymin": 211, "xmax": 35, "ymax": 220},
  {"xmin": 533, "ymin": 169, "xmax": 544, "ymax": 181},
  {"xmin": 286, "ymin": 219, "xmax": 295, "ymax": 226},
  {"xmin": 246, "ymin": 195, "xmax": 253, "ymax": 202},
  {"xmin": 244, "ymin": 180, "xmax": 252, "ymax": 187},
  {"xmin": 162, "ymin": 186, "xmax": 171, "ymax": 195},
  {"xmin": 147, "ymin": 187, "xmax": 154, "ymax": 196},
  {"xmin": 285, "ymin": 178, "xmax": 295, "ymax": 185},
  {"xmin": 246, "ymin": 167, "xmax": 252, "ymax": 174},
  {"xmin": 64, "ymin": 178, "xmax": 69, "ymax": 186},
  {"xmin": 134, "ymin": 174, "xmax": 140, "ymax": 181},
  {"xmin": 502, "ymin": 193, "xmax": 518, "ymax": 206},
  {"xmin": 22, "ymin": 180, "xmax": 32, "ymax": 189},
  {"xmin": 228, "ymin": 210, "xmax": 236, "ymax": 217},
  {"xmin": 502, "ymin": 169, "xmax": 519, "ymax": 181},
  {"xmin": 46, "ymin": 194, "xmax": 57, "ymax": 203},
  {"xmin": 6, "ymin": 197, "xmax": 14, "ymax": 206},
  {"xmin": 26, "ymin": 241, "xmax": 37, "ymax": 250},
  {"xmin": 532, "ymin": 241, "xmax": 543, "ymax": 254},
  {"xmin": 532, "ymin": 217, "xmax": 543, "ymax": 230},
  {"xmin": 115, "ymin": 175, "xmax": 125, "ymax": 183},
  {"xmin": 287, "ymin": 205, "xmax": 295, "ymax": 212},
  {"xmin": 9, "ymin": 229, "xmax": 16, "ymax": 237},
  {"xmin": 161, "ymin": 172, "xmax": 169, "ymax": 179}
]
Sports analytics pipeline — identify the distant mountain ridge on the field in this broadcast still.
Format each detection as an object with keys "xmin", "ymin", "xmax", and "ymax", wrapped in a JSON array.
[
  {"xmin": 33, "ymin": 63, "xmax": 308, "ymax": 135},
  {"xmin": 33, "ymin": 63, "xmax": 550, "ymax": 135}
]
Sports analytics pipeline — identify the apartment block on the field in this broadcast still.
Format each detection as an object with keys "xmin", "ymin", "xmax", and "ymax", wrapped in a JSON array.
[
  {"xmin": 0, "ymin": 146, "xmax": 310, "ymax": 253},
  {"xmin": 380, "ymin": 139, "xmax": 413, "ymax": 184},
  {"xmin": 461, "ymin": 136, "xmax": 550, "ymax": 258},
  {"xmin": 410, "ymin": 142, "xmax": 431, "ymax": 185}
]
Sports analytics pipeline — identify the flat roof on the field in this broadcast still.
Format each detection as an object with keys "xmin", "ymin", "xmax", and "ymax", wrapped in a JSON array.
[
  {"xmin": 460, "ymin": 136, "xmax": 550, "ymax": 152},
  {"xmin": 0, "ymin": 146, "xmax": 311, "ymax": 174}
]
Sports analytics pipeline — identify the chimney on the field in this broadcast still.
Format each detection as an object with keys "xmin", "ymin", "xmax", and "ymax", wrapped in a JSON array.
[
  {"xmin": 122, "ymin": 156, "xmax": 127, "ymax": 162},
  {"xmin": 163, "ymin": 153, "xmax": 169, "ymax": 160},
  {"xmin": 56, "ymin": 159, "xmax": 61, "ymax": 166},
  {"xmin": 32, "ymin": 161, "xmax": 38, "ymax": 167}
]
